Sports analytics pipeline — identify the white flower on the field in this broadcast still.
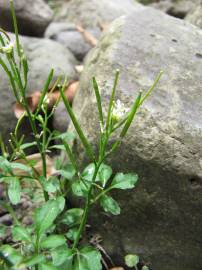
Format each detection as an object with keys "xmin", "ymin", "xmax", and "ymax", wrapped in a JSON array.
[
  {"xmin": 0, "ymin": 42, "xmax": 14, "ymax": 54},
  {"xmin": 112, "ymin": 99, "xmax": 129, "ymax": 122},
  {"xmin": 43, "ymin": 94, "xmax": 50, "ymax": 105}
]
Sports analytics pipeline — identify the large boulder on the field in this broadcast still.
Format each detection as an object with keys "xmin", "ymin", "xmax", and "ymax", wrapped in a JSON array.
[
  {"xmin": 50, "ymin": 0, "xmax": 142, "ymax": 61},
  {"xmin": 150, "ymin": 0, "xmax": 200, "ymax": 19},
  {"xmin": 185, "ymin": 4, "xmax": 202, "ymax": 28},
  {"xmin": 0, "ymin": 0, "xmax": 53, "ymax": 37},
  {"xmin": 54, "ymin": 0, "xmax": 141, "ymax": 27},
  {"xmin": 45, "ymin": 22, "xmax": 101, "ymax": 61},
  {"xmin": 70, "ymin": 7, "xmax": 202, "ymax": 270},
  {"xmin": 0, "ymin": 34, "xmax": 77, "ymax": 145}
]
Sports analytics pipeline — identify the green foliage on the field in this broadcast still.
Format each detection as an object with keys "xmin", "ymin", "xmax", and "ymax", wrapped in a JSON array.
[
  {"xmin": 60, "ymin": 208, "xmax": 84, "ymax": 227},
  {"xmin": 0, "ymin": 1, "xmax": 162, "ymax": 269},
  {"xmin": 100, "ymin": 195, "xmax": 121, "ymax": 215},
  {"xmin": 8, "ymin": 177, "xmax": 21, "ymax": 205},
  {"xmin": 40, "ymin": 235, "xmax": 66, "ymax": 249},
  {"xmin": 125, "ymin": 254, "xmax": 139, "ymax": 267},
  {"xmin": 111, "ymin": 173, "xmax": 138, "ymax": 190},
  {"xmin": 35, "ymin": 197, "xmax": 65, "ymax": 236},
  {"xmin": 12, "ymin": 226, "xmax": 32, "ymax": 243},
  {"xmin": 73, "ymin": 246, "xmax": 102, "ymax": 270}
]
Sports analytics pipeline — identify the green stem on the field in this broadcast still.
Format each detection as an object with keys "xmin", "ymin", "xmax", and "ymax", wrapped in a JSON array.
[
  {"xmin": 72, "ymin": 162, "xmax": 101, "ymax": 249},
  {"xmin": 91, "ymin": 186, "xmax": 112, "ymax": 205},
  {"xmin": 10, "ymin": 0, "xmax": 21, "ymax": 59},
  {"xmin": 8, "ymin": 56, "xmax": 49, "ymax": 201},
  {"xmin": 34, "ymin": 234, "xmax": 40, "ymax": 270},
  {"xmin": 60, "ymin": 78, "xmax": 95, "ymax": 162},
  {"xmin": 106, "ymin": 70, "xmax": 120, "ymax": 133}
]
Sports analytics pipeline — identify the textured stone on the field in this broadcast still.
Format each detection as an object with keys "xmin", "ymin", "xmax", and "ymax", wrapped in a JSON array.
[
  {"xmin": 185, "ymin": 4, "xmax": 202, "ymax": 28},
  {"xmin": 53, "ymin": 101, "xmax": 70, "ymax": 133},
  {"xmin": 0, "ymin": 33, "xmax": 77, "ymax": 146},
  {"xmin": 0, "ymin": 0, "xmax": 53, "ymax": 37},
  {"xmin": 69, "ymin": 7, "xmax": 202, "ymax": 270},
  {"xmin": 150, "ymin": 0, "xmax": 200, "ymax": 19},
  {"xmin": 54, "ymin": 0, "xmax": 142, "ymax": 27},
  {"xmin": 45, "ymin": 22, "xmax": 101, "ymax": 61}
]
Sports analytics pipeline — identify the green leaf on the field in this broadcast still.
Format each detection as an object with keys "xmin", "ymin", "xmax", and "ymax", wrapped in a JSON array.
[
  {"xmin": 20, "ymin": 141, "xmax": 37, "ymax": 150},
  {"xmin": 65, "ymin": 228, "xmax": 79, "ymax": 242},
  {"xmin": 125, "ymin": 254, "xmax": 139, "ymax": 267},
  {"xmin": 59, "ymin": 164, "xmax": 76, "ymax": 180},
  {"xmin": 74, "ymin": 246, "xmax": 102, "ymax": 270},
  {"xmin": 100, "ymin": 195, "xmax": 120, "ymax": 215},
  {"xmin": 41, "ymin": 176, "xmax": 60, "ymax": 193},
  {"xmin": 35, "ymin": 197, "xmax": 65, "ymax": 236},
  {"xmin": 60, "ymin": 208, "xmax": 83, "ymax": 227},
  {"xmin": 57, "ymin": 196, "xmax": 66, "ymax": 212},
  {"xmin": 71, "ymin": 180, "xmax": 89, "ymax": 197},
  {"xmin": 0, "ymin": 174, "xmax": 5, "ymax": 183},
  {"xmin": 82, "ymin": 163, "xmax": 112, "ymax": 186},
  {"xmin": 12, "ymin": 226, "xmax": 31, "ymax": 243},
  {"xmin": 106, "ymin": 70, "xmax": 120, "ymax": 132},
  {"xmin": 120, "ymin": 91, "xmax": 142, "ymax": 138},
  {"xmin": 98, "ymin": 164, "xmax": 112, "ymax": 187},
  {"xmin": 0, "ymin": 157, "xmax": 11, "ymax": 174},
  {"xmin": 53, "ymin": 131, "xmax": 75, "ymax": 142},
  {"xmin": 51, "ymin": 246, "xmax": 73, "ymax": 266},
  {"xmin": 39, "ymin": 263, "xmax": 58, "ymax": 270},
  {"xmin": 50, "ymin": 144, "xmax": 66, "ymax": 151},
  {"xmin": 0, "ymin": 245, "xmax": 23, "ymax": 266},
  {"xmin": 18, "ymin": 255, "xmax": 45, "ymax": 268},
  {"xmin": 54, "ymin": 158, "xmax": 63, "ymax": 170},
  {"xmin": 142, "ymin": 266, "xmax": 149, "ymax": 270},
  {"xmin": 92, "ymin": 77, "xmax": 104, "ymax": 127},
  {"xmin": 8, "ymin": 177, "xmax": 21, "ymax": 205},
  {"xmin": 111, "ymin": 173, "xmax": 138, "ymax": 190},
  {"xmin": 60, "ymin": 83, "xmax": 95, "ymax": 162},
  {"xmin": 82, "ymin": 163, "xmax": 95, "ymax": 181},
  {"xmin": 0, "ymin": 224, "xmax": 7, "ymax": 238},
  {"xmin": 10, "ymin": 162, "xmax": 31, "ymax": 173},
  {"xmin": 40, "ymin": 235, "xmax": 66, "ymax": 249}
]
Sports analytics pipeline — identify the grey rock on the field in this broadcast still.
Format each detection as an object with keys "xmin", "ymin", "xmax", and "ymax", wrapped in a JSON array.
[
  {"xmin": 53, "ymin": 101, "xmax": 70, "ymax": 133},
  {"xmin": 45, "ymin": 22, "xmax": 76, "ymax": 38},
  {"xmin": 45, "ymin": 22, "xmax": 101, "ymax": 60},
  {"xmin": 51, "ymin": 0, "xmax": 142, "ymax": 60},
  {"xmin": 185, "ymin": 4, "xmax": 202, "ymax": 28},
  {"xmin": 150, "ymin": 0, "xmax": 200, "ymax": 19},
  {"xmin": 69, "ymin": 7, "xmax": 202, "ymax": 270},
  {"xmin": 0, "ymin": 33, "xmax": 77, "ymax": 147},
  {"xmin": 0, "ymin": 0, "xmax": 53, "ymax": 37},
  {"xmin": 54, "ymin": 0, "xmax": 142, "ymax": 27}
]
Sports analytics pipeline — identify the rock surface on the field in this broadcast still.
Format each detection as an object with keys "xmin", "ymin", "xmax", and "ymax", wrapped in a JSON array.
[
  {"xmin": 53, "ymin": 102, "xmax": 70, "ymax": 133},
  {"xmin": 150, "ymin": 0, "xmax": 200, "ymax": 19},
  {"xmin": 70, "ymin": 7, "xmax": 202, "ymax": 270},
  {"xmin": 0, "ymin": 0, "xmax": 53, "ymax": 37},
  {"xmin": 45, "ymin": 22, "xmax": 101, "ymax": 61},
  {"xmin": 185, "ymin": 4, "xmax": 202, "ymax": 28},
  {"xmin": 54, "ymin": 0, "xmax": 142, "ymax": 27},
  {"xmin": 0, "ymin": 34, "xmax": 77, "ymax": 145}
]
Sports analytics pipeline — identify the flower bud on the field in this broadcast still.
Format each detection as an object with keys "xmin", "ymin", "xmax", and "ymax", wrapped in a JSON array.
[{"xmin": 0, "ymin": 42, "xmax": 14, "ymax": 55}]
